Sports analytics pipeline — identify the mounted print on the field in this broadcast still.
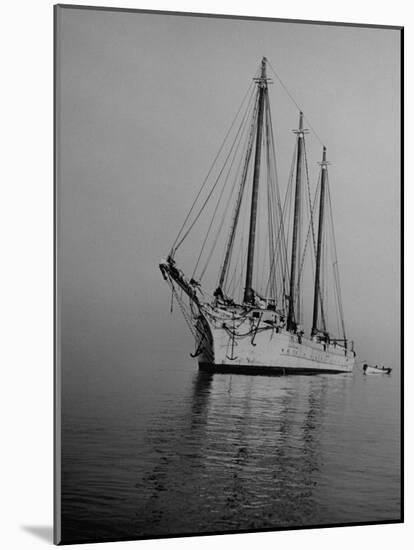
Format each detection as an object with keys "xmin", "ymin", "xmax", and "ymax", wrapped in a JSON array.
[{"xmin": 54, "ymin": 5, "xmax": 403, "ymax": 545}]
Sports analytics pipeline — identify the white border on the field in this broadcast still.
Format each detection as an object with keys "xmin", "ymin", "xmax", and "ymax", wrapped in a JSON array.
[{"xmin": 1, "ymin": 1, "xmax": 409, "ymax": 549}]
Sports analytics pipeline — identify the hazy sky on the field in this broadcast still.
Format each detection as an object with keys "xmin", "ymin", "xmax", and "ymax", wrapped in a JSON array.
[{"xmin": 56, "ymin": 7, "xmax": 400, "ymax": 384}]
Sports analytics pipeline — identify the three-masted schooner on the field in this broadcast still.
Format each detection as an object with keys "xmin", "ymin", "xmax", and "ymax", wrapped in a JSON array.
[{"xmin": 160, "ymin": 57, "xmax": 356, "ymax": 374}]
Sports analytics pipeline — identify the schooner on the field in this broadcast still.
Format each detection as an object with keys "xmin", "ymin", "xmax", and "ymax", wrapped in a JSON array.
[{"xmin": 159, "ymin": 57, "xmax": 356, "ymax": 374}]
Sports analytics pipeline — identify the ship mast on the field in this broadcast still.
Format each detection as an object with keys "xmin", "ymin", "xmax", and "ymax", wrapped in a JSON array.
[
  {"xmin": 312, "ymin": 146, "xmax": 328, "ymax": 336},
  {"xmin": 287, "ymin": 111, "xmax": 307, "ymax": 331},
  {"xmin": 243, "ymin": 57, "xmax": 267, "ymax": 304}
]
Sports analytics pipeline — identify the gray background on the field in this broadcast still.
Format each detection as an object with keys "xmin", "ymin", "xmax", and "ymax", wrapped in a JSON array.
[{"xmin": 56, "ymin": 8, "xmax": 400, "ymax": 394}]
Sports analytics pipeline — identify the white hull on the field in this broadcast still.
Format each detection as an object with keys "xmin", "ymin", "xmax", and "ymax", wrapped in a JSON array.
[{"xmin": 196, "ymin": 310, "xmax": 355, "ymax": 374}]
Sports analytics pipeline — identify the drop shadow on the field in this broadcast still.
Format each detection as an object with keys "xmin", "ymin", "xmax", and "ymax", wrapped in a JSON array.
[{"xmin": 21, "ymin": 525, "xmax": 53, "ymax": 543}]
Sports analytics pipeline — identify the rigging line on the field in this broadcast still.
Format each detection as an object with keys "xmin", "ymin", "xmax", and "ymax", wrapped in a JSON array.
[
  {"xmin": 280, "ymin": 143, "xmax": 297, "ymax": 301},
  {"xmin": 310, "ymin": 177, "xmax": 327, "ymax": 333},
  {"xmin": 170, "ymin": 80, "xmax": 256, "ymax": 255},
  {"xmin": 266, "ymin": 59, "xmax": 325, "ymax": 148},
  {"xmin": 334, "ymin": 248, "xmax": 341, "ymax": 337},
  {"xmin": 175, "ymin": 63, "xmax": 262, "ymax": 257},
  {"xmin": 319, "ymin": 177, "xmax": 328, "ymax": 332},
  {"xmin": 226, "ymin": 187, "xmax": 250, "ymax": 300},
  {"xmin": 199, "ymin": 125, "xmax": 248, "ymax": 281},
  {"xmin": 296, "ymin": 165, "xmax": 316, "ymax": 305},
  {"xmin": 322, "ymin": 219, "xmax": 328, "ymax": 330},
  {"xmin": 267, "ymin": 104, "xmax": 287, "ymax": 299},
  {"xmin": 203, "ymin": 161, "xmax": 247, "ymax": 283},
  {"xmin": 326, "ymin": 174, "xmax": 346, "ymax": 339},
  {"xmin": 264, "ymin": 93, "xmax": 289, "ymax": 304},
  {"xmin": 217, "ymin": 92, "xmax": 260, "ymax": 288},
  {"xmin": 235, "ymin": 248, "xmax": 248, "ymax": 301},
  {"xmin": 193, "ymin": 90, "xmax": 255, "ymax": 279},
  {"xmin": 333, "ymin": 242, "xmax": 346, "ymax": 338},
  {"xmin": 223, "ymin": 134, "xmax": 252, "ymax": 296},
  {"xmin": 210, "ymin": 95, "xmax": 258, "ymax": 284},
  {"xmin": 319, "ymin": 201, "xmax": 328, "ymax": 332},
  {"xmin": 226, "ymin": 243, "xmax": 240, "ymax": 297},
  {"xmin": 264, "ymin": 93, "xmax": 277, "ymax": 299},
  {"xmin": 296, "ymin": 141, "xmax": 323, "ymax": 305},
  {"xmin": 195, "ymin": 162, "xmax": 234, "ymax": 280},
  {"xmin": 266, "ymin": 129, "xmax": 276, "ymax": 299},
  {"xmin": 272, "ymin": 193, "xmax": 288, "ymax": 306},
  {"xmin": 296, "ymin": 151, "xmax": 303, "ymax": 325},
  {"xmin": 260, "ymin": 90, "xmax": 278, "ymax": 298},
  {"xmin": 226, "ymin": 238, "xmax": 242, "ymax": 298},
  {"xmin": 335, "ymin": 274, "xmax": 342, "ymax": 337},
  {"xmin": 303, "ymin": 141, "xmax": 318, "ymax": 256},
  {"xmin": 272, "ymin": 137, "xmax": 296, "ymax": 297},
  {"xmin": 167, "ymin": 278, "xmax": 196, "ymax": 337},
  {"xmin": 327, "ymin": 189, "xmax": 343, "ymax": 330},
  {"xmin": 265, "ymin": 110, "xmax": 279, "ymax": 300},
  {"xmin": 255, "ymin": 120, "xmax": 267, "ymax": 294},
  {"xmin": 224, "ymin": 181, "xmax": 245, "ymax": 293},
  {"xmin": 225, "ymin": 181, "xmax": 250, "ymax": 298},
  {"xmin": 174, "ymin": 86, "xmax": 256, "ymax": 253},
  {"xmin": 297, "ymin": 187, "xmax": 318, "ymax": 297},
  {"xmin": 266, "ymin": 90, "xmax": 282, "ymax": 199}
]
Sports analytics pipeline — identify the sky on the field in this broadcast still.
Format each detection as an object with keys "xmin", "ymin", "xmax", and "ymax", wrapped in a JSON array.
[{"xmin": 56, "ymin": 6, "xmax": 401, "ymax": 384}]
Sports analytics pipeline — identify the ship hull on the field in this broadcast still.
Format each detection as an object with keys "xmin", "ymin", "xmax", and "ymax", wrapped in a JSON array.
[
  {"xmin": 198, "ymin": 362, "xmax": 347, "ymax": 375},
  {"xmin": 196, "ymin": 313, "xmax": 355, "ymax": 375}
]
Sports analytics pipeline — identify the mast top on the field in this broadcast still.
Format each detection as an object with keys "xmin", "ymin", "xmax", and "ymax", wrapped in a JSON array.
[
  {"xmin": 254, "ymin": 57, "xmax": 271, "ymax": 87},
  {"xmin": 261, "ymin": 57, "xmax": 267, "ymax": 76},
  {"xmin": 293, "ymin": 111, "xmax": 309, "ymax": 136},
  {"xmin": 318, "ymin": 145, "xmax": 330, "ymax": 168}
]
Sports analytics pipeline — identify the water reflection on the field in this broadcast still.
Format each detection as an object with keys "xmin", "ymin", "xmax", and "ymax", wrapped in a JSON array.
[
  {"xmin": 61, "ymin": 366, "xmax": 400, "ymax": 543},
  {"xmin": 189, "ymin": 370, "xmax": 213, "ymax": 426},
  {"xmin": 136, "ymin": 370, "xmax": 334, "ymax": 534}
]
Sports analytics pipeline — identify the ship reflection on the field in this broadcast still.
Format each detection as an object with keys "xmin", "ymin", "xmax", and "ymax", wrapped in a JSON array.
[
  {"xmin": 187, "ymin": 369, "xmax": 328, "ymax": 528},
  {"xmin": 136, "ymin": 369, "xmax": 331, "ymax": 535},
  {"xmin": 190, "ymin": 370, "xmax": 214, "ymax": 419}
]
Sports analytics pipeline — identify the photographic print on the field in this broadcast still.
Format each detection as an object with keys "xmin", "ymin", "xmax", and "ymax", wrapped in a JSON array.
[{"xmin": 54, "ymin": 5, "xmax": 402, "ymax": 545}]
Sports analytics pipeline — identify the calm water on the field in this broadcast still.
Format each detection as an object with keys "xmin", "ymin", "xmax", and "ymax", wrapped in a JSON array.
[{"xmin": 61, "ymin": 358, "xmax": 401, "ymax": 543}]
